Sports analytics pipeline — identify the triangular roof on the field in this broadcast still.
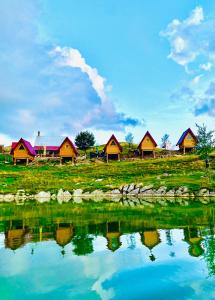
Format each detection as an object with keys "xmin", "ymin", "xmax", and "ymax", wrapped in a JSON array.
[
  {"xmin": 138, "ymin": 131, "xmax": 157, "ymax": 149},
  {"xmin": 103, "ymin": 134, "xmax": 122, "ymax": 152},
  {"xmin": 11, "ymin": 138, "xmax": 36, "ymax": 156},
  {"xmin": 176, "ymin": 128, "xmax": 197, "ymax": 146},
  {"xmin": 59, "ymin": 137, "xmax": 78, "ymax": 155}
]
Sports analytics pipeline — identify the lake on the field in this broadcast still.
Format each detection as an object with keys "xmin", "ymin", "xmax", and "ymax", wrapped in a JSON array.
[{"xmin": 0, "ymin": 202, "xmax": 214, "ymax": 299}]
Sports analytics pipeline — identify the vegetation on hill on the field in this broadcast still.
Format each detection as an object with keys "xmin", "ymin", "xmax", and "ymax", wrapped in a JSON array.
[{"xmin": 0, "ymin": 153, "xmax": 214, "ymax": 194}]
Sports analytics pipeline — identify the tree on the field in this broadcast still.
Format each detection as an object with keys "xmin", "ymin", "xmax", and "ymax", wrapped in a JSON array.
[
  {"xmin": 196, "ymin": 124, "xmax": 215, "ymax": 159},
  {"xmin": 161, "ymin": 134, "xmax": 170, "ymax": 149},
  {"xmin": 125, "ymin": 132, "xmax": 134, "ymax": 157},
  {"xmin": 75, "ymin": 131, "xmax": 95, "ymax": 155}
]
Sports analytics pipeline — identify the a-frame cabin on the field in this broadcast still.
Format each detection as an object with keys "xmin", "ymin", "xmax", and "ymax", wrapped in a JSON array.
[
  {"xmin": 138, "ymin": 131, "xmax": 157, "ymax": 158},
  {"xmin": 59, "ymin": 137, "xmax": 78, "ymax": 164},
  {"xmin": 176, "ymin": 128, "xmax": 197, "ymax": 154},
  {"xmin": 10, "ymin": 138, "xmax": 36, "ymax": 165},
  {"xmin": 103, "ymin": 134, "xmax": 122, "ymax": 162}
]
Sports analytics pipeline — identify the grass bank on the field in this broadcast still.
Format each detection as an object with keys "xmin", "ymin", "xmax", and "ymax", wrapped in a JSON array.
[{"xmin": 0, "ymin": 154, "xmax": 215, "ymax": 194}]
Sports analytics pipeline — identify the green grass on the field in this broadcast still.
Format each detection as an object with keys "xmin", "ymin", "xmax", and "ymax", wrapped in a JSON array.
[{"xmin": 0, "ymin": 153, "xmax": 215, "ymax": 194}]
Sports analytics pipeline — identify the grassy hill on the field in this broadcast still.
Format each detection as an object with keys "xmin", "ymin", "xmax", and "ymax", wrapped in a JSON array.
[{"xmin": 0, "ymin": 153, "xmax": 214, "ymax": 194}]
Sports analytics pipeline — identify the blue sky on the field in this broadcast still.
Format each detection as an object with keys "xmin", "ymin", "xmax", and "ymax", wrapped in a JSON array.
[{"xmin": 0, "ymin": 0, "xmax": 215, "ymax": 146}]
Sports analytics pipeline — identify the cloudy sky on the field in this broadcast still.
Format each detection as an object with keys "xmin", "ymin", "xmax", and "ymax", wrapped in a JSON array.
[{"xmin": 0, "ymin": 0, "xmax": 215, "ymax": 146}]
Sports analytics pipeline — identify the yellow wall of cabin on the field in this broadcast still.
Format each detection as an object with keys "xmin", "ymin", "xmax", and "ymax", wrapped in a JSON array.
[
  {"xmin": 140, "ymin": 135, "xmax": 155, "ymax": 151},
  {"xmin": 181, "ymin": 133, "xmax": 196, "ymax": 148},
  {"xmin": 13, "ymin": 142, "xmax": 34, "ymax": 160},
  {"xmin": 106, "ymin": 139, "xmax": 121, "ymax": 154},
  {"xmin": 143, "ymin": 231, "xmax": 160, "ymax": 248},
  {"xmin": 59, "ymin": 141, "xmax": 76, "ymax": 157}
]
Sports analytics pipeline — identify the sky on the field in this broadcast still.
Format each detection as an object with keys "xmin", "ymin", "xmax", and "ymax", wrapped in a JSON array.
[{"xmin": 0, "ymin": 0, "xmax": 215, "ymax": 146}]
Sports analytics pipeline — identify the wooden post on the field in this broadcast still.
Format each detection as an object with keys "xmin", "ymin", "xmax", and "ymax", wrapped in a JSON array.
[
  {"xmin": 60, "ymin": 157, "xmax": 62, "ymax": 165},
  {"xmin": 142, "ymin": 150, "xmax": 143, "ymax": 159},
  {"xmin": 153, "ymin": 151, "xmax": 155, "ymax": 158},
  {"xmin": 118, "ymin": 153, "xmax": 120, "ymax": 161},
  {"xmin": 26, "ymin": 158, "xmax": 29, "ymax": 166},
  {"xmin": 183, "ymin": 146, "xmax": 185, "ymax": 155},
  {"xmin": 72, "ymin": 157, "xmax": 74, "ymax": 165},
  {"xmin": 14, "ymin": 158, "xmax": 16, "ymax": 165},
  {"xmin": 107, "ymin": 153, "xmax": 109, "ymax": 163}
]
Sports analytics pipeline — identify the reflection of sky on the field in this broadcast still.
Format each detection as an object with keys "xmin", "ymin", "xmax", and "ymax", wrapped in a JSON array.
[{"xmin": 0, "ymin": 230, "xmax": 214, "ymax": 300}]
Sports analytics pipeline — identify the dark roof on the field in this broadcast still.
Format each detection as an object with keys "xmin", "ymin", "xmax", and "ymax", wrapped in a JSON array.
[
  {"xmin": 11, "ymin": 138, "xmax": 36, "ymax": 156},
  {"xmin": 103, "ymin": 134, "xmax": 122, "ymax": 152},
  {"xmin": 59, "ymin": 137, "xmax": 78, "ymax": 155},
  {"xmin": 138, "ymin": 131, "xmax": 157, "ymax": 149},
  {"xmin": 176, "ymin": 128, "xmax": 197, "ymax": 146}
]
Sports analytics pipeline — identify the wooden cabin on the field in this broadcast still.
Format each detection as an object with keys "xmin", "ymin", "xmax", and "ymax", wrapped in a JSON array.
[
  {"xmin": 103, "ymin": 134, "xmax": 122, "ymax": 162},
  {"xmin": 59, "ymin": 137, "xmax": 78, "ymax": 164},
  {"xmin": 140, "ymin": 229, "xmax": 161, "ymax": 250},
  {"xmin": 105, "ymin": 222, "xmax": 122, "ymax": 252},
  {"xmin": 10, "ymin": 138, "xmax": 36, "ymax": 165},
  {"xmin": 176, "ymin": 128, "xmax": 197, "ymax": 154},
  {"xmin": 138, "ymin": 131, "xmax": 157, "ymax": 158}
]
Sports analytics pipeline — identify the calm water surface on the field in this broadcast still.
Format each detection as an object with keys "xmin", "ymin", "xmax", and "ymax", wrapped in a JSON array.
[{"xmin": 0, "ymin": 202, "xmax": 214, "ymax": 300}]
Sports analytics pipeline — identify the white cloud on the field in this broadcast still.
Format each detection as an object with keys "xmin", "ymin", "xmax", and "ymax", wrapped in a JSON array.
[
  {"xmin": 161, "ymin": 6, "xmax": 215, "ymax": 68},
  {"xmin": 199, "ymin": 62, "xmax": 212, "ymax": 71},
  {"xmin": 51, "ymin": 47, "xmax": 107, "ymax": 103},
  {"xmin": 191, "ymin": 75, "xmax": 203, "ymax": 85},
  {"xmin": 0, "ymin": 133, "xmax": 12, "ymax": 146}
]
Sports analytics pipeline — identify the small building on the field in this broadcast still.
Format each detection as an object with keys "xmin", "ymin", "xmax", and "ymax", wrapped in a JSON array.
[
  {"xmin": 34, "ymin": 132, "xmax": 64, "ymax": 156},
  {"xmin": 176, "ymin": 128, "xmax": 197, "ymax": 154},
  {"xmin": 103, "ymin": 134, "xmax": 122, "ymax": 162},
  {"xmin": 138, "ymin": 131, "xmax": 157, "ymax": 158},
  {"xmin": 59, "ymin": 137, "xmax": 78, "ymax": 164},
  {"xmin": 10, "ymin": 138, "xmax": 36, "ymax": 165}
]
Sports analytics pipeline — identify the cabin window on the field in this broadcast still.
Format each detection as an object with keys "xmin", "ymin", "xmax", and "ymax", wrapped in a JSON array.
[
  {"xmin": 187, "ymin": 133, "xmax": 192, "ymax": 140},
  {"xmin": 18, "ymin": 145, "xmax": 25, "ymax": 150},
  {"xmin": 110, "ymin": 140, "xmax": 116, "ymax": 146},
  {"xmin": 65, "ymin": 144, "xmax": 69, "ymax": 148},
  {"xmin": 146, "ymin": 138, "xmax": 150, "ymax": 142}
]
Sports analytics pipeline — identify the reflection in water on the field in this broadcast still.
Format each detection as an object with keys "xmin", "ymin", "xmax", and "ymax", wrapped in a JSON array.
[{"xmin": 0, "ymin": 202, "xmax": 214, "ymax": 299}]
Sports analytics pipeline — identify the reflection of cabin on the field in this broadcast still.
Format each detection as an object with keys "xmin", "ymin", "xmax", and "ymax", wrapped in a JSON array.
[
  {"xmin": 55, "ymin": 224, "xmax": 74, "ymax": 247},
  {"xmin": 138, "ymin": 131, "xmax": 157, "ymax": 158},
  {"xmin": 140, "ymin": 229, "xmax": 161, "ymax": 250},
  {"xmin": 183, "ymin": 228, "xmax": 204, "ymax": 257},
  {"xmin": 10, "ymin": 138, "xmax": 36, "ymax": 165},
  {"xmin": 59, "ymin": 137, "xmax": 78, "ymax": 164},
  {"xmin": 105, "ymin": 222, "xmax": 122, "ymax": 252},
  {"xmin": 5, "ymin": 221, "xmax": 28, "ymax": 250},
  {"xmin": 104, "ymin": 134, "xmax": 122, "ymax": 162},
  {"xmin": 176, "ymin": 128, "xmax": 197, "ymax": 154}
]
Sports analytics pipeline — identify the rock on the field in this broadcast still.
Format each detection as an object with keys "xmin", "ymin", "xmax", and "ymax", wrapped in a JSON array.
[
  {"xmin": 139, "ymin": 189, "xmax": 154, "ymax": 196},
  {"xmin": 163, "ymin": 173, "xmax": 169, "ymax": 177},
  {"xmin": 73, "ymin": 189, "xmax": 83, "ymax": 197},
  {"xmin": 51, "ymin": 194, "xmax": 57, "ymax": 200},
  {"xmin": 3, "ymin": 194, "xmax": 15, "ymax": 202},
  {"xmin": 122, "ymin": 184, "xmax": 129, "ymax": 193},
  {"xmin": 95, "ymin": 178, "xmax": 103, "ymax": 182},
  {"xmin": 135, "ymin": 183, "xmax": 143, "ymax": 189},
  {"xmin": 175, "ymin": 186, "xmax": 189, "ymax": 196},
  {"xmin": 165, "ymin": 189, "xmax": 175, "ymax": 197},
  {"xmin": 111, "ymin": 189, "xmax": 121, "ymax": 195},
  {"xmin": 199, "ymin": 189, "xmax": 209, "ymax": 197},
  {"xmin": 128, "ymin": 188, "xmax": 140, "ymax": 195},
  {"xmin": 155, "ymin": 186, "xmax": 167, "ymax": 195},
  {"xmin": 57, "ymin": 189, "xmax": 72, "ymax": 203},
  {"xmin": 139, "ymin": 185, "xmax": 153, "ymax": 193},
  {"xmin": 127, "ymin": 183, "xmax": 135, "ymax": 193},
  {"xmin": 35, "ymin": 191, "xmax": 51, "ymax": 203},
  {"xmin": 209, "ymin": 191, "xmax": 215, "ymax": 197}
]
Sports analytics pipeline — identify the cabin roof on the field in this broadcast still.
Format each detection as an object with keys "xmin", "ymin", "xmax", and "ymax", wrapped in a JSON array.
[
  {"xmin": 176, "ymin": 128, "xmax": 197, "ymax": 146},
  {"xmin": 138, "ymin": 131, "xmax": 157, "ymax": 149},
  {"xmin": 103, "ymin": 134, "xmax": 122, "ymax": 152},
  {"xmin": 59, "ymin": 137, "xmax": 78, "ymax": 155},
  {"xmin": 34, "ymin": 136, "xmax": 65, "ymax": 147},
  {"xmin": 11, "ymin": 138, "xmax": 36, "ymax": 156}
]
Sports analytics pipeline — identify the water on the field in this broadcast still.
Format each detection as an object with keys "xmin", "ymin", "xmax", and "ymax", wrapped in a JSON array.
[{"xmin": 0, "ymin": 202, "xmax": 214, "ymax": 300}]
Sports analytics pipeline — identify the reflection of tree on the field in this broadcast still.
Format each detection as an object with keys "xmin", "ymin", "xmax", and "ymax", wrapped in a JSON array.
[
  {"xmin": 127, "ymin": 234, "xmax": 136, "ymax": 250},
  {"xmin": 204, "ymin": 234, "xmax": 215, "ymax": 276},
  {"xmin": 165, "ymin": 230, "xmax": 173, "ymax": 246},
  {"xmin": 72, "ymin": 234, "xmax": 94, "ymax": 256}
]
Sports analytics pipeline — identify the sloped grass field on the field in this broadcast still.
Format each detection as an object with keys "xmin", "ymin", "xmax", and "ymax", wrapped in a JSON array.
[{"xmin": 0, "ymin": 154, "xmax": 214, "ymax": 194}]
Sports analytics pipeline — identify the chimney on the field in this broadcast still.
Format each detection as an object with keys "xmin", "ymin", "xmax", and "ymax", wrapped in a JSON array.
[{"xmin": 38, "ymin": 131, "xmax": 41, "ymax": 136}]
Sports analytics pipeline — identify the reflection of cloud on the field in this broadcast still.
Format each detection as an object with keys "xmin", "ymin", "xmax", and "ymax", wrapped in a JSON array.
[{"xmin": 0, "ymin": 248, "xmax": 28, "ymax": 276}]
